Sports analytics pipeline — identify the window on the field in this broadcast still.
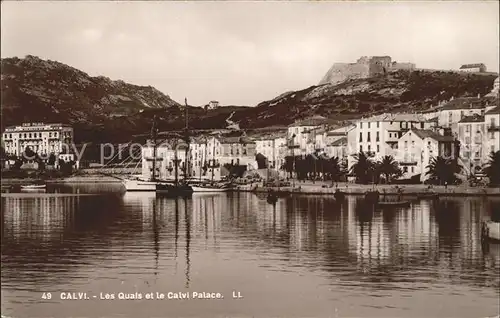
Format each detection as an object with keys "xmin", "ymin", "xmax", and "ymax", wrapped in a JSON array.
[
  {"xmin": 404, "ymin": 167, "xmax": 408, "ymax": 173},
  {"xmin": 490, "ymin": 132, "xmax": 495, "ymax": 140},
  {"xmin": 377, "ymin": 122, "xmax": 380, "ymax": 128},
  {"xmin": 466, "ymin": 124, "xmax": 470, "ymax": 132},
  {"xmin": 360, "ymin": 122, "xmax": 363, "ymax": 128},
  {"xmin": 404, "ymin": 141, "xmax": 408, "ymax": 148},
  {"xmin": 376, "ymin": 132, "xmax": 380, "ymax": 142},
  {"xmin": 412, "ymin": 141, "xmax": 415, "ymax": 147},
  {"xmin": 411, "ymin": 167, "xmax": 414, "ymax": 173},
  {"xmin": 491, "ymin": 118, "xmax": 497, "ymax": 127},
  {"xmin": 368, "ymin": 145, "xmax": 371, "ymax": 152},
  {"xmin": 377, "ymin": 144, "xmax": 380, "ymax": 152},
  {"xmin": 368, "ymin": 122, "xmax": 371, "ymax": 129},
  {"xmin": 360, "ymin": 145, "xmax": 363, "ymax": 152},
  {"xmin": 367, "ymin": 132, "xmax": 371, "ymax": 142},
  {"xmin": 420, "ymin": 122, "xmax": 424, "ymax": 129},
  {"xmin": 359, "ymin": 132, "xmax": 363, "ymax": 142}
]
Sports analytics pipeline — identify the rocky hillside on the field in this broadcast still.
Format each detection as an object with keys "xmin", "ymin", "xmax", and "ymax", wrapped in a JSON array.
[
  {"xmin": 229, "ymin": 69, "xmax": 498, "ymax": 128},
  {"xmin": 1, "ymin": 55, "xmax": 498, "ymax": 143},
  {"xmin": 1, "ymin": 55, "xmax": 181, "ymax": 138}
]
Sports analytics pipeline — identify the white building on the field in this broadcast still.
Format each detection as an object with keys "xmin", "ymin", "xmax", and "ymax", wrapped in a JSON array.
[
  {"xmin": 287, "ymin": 116, "xmax": 328, "ymax": 156},
  {"xmin": 457, "ymin": 114, "xmax": 487, "ymax": 175},
  {"xmin": 435, "ymin": 97, "xmax": 491, "ymax": 133},
  {"xmin": 254, "ymin": 131, "xmax": 287, "ymax": 169},
  {"xmin": 485, "ymin": 106, "xmax": 500, "ymax": 155},
  {"xmin": 459, "ymin": 63, "xmax": 487, "ymax": 73},
  {"xmin": 2, "ymin": 122, "xmax": 74, "ymax": 159},
  {"xmin": 206, "ymin": 101, "xmax": 220, "ymax": 110},
  {"xmin": 348, "ymin": 113, "xmax": 435, "ymax": 170},
  {"xmin": 396, "ymin": 129, "xmax": 457, "ymax": 181}
]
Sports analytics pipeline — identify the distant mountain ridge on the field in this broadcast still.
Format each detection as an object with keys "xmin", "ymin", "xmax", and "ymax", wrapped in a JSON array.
[
  {"xmin": 1, "ymin": 55, "xmax": 179, "ymax": 127},
  {"xmin": 1, "ymin": 55, "xmax": 498, "ymax": 143}
]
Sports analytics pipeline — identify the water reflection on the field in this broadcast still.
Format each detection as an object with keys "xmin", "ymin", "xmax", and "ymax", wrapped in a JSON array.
[{"xmin": 1, "ymin": 190, "xmax": 499, "ymax": 318}]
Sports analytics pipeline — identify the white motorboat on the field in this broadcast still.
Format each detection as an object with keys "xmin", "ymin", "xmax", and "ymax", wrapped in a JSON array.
[
  {"xmin": 122, "ymin": 178, "xmax": 158, "ymax": 191},
  {"xmin": 20, "ymin": 184, "xmax": 46, "ymax": 190},
  {"xmin": 188, "ymin": 180, "xmax": 231, "ymax": 192},
  {"xmin": 482, "ymin": 221, "xmax": 500, "ymax": 241}
]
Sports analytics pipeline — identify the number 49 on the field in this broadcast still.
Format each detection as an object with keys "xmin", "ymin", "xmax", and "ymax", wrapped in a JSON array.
[{"xmin": 42, "ymin": 293, "xmax": 52, "ymax": 299}]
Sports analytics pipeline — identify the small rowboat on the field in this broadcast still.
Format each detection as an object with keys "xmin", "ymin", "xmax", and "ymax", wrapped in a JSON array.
[
  {"xmin": 21, "ymin": 184, "xmax": 46, "ymax": 190},
  {"xmin": 377, "ymin": 201, "xmax": 411, "ymax": 208},
  {"xmin": 334, "ymin": 190, "xmax": 346, "ymax": 201}
]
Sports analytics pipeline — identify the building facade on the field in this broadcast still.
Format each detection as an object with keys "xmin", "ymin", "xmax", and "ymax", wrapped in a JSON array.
[
  {"xmin": 2, "ymin": 123, "xmax": 74, "ymax": 158},
  {"xmin": 485, "ymin": 106, "xmax": 500, "ymax": 155},
  {"xmin": 459, "ymin": 63, "xmax": 487, "ymax": 73},
  {"xmin": 396, "ymin": 129, "xmax": 457, "ymax": 181},
  {"xmin": 348, "ymin": 113, "xmax": 435, "ymax": 170}
]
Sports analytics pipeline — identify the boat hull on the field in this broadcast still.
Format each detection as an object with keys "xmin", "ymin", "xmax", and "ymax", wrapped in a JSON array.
[
  {"xmin": 21, "ymin": 185, "xmax": 46, "ymax": 190},
  {"xmin": 190, "ymin": 186, "xmax": 229, "ymax": 193},
  {"xmin": 122, "ymin": 179, "xmax": 157, "ymax": 191},
  {"xmin": 483, "ymin": 221, "xmax": 500, "ymax": 241}
]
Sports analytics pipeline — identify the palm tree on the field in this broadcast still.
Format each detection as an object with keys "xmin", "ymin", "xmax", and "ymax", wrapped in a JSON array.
[
  {"xmin": 326, "ymin": 156, "xmax": 342, "ymax": 183},
  {"xmin": 350, "ymin": 151, "xmax": 376, "ymax": 184},
  {"xmin": 377, "ymin": 155, "xmax": 402, "ymax": 184},
  {"xmin": 425, "ymin": 156, "xmax": 462, "ymax": 185},
  {"xmin": 484, "ymin": 151, "xmax": 500, "ymax": 186}
]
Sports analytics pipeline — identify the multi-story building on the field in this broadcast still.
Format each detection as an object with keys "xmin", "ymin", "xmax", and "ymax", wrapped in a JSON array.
[
  {"xmin": 485, "ymin": 106, "xmax": 500, "ymax": 155},
  {"xmin": 396, "ymin": 129, "xmax": 457, "ymax": 181},
  {"xmin": 457, "ymin": 114, "xmax": 487, "ymax": 174},
  {"xmin": 254, "ymin": 131, "xmax": 287, "ymax": 169},
  {"xmin": 435, "ymin": 97, "xmax": 490, "ymax": 133},
  {"xmin": 2, "ymin": 123, "xmax": 74, "ymax": 158},
  {"xmin": 219, "ymin": 135, "xmax": 257, "ymax": 170},
  {"xmin": 348, "ymin": 113, "xmax": 435, "ymax": 170},
  {"xmin": 141, "ymin": 138, "xmax": 190, "ymax": 181},
  {"xmin": 287, "ymin": 116, "xmax": 328, "ymax": 155}
]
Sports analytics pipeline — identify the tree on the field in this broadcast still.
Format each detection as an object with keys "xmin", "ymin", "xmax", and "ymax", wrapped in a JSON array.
[
  {"xmin": 23, "ymin": 146, "xmax": 37, "ymax": 162},
  {"xmin": 48, "ymin": 153, "xmax": 56, "ymax": 165},
  {"xmin": 350, "ymin": 152, "xmax": 376, "ymax": 184},
  {"xmin": 484, "ymin": 151, "xmax": 500, "ymax": 186},
  {"xmin": 325, "ymin": 156, "xmax": 343, "ymax": 182},
  {"xmin": 377, "ymin": 155, "xmax": 402, "ymax": 184},
  {"xmin": 425, "ymin": 156, "xmax": 462, "ymax": 185},
  {"xmin": 255, "ymin": 153, "xmax": 268, "ymax": 169}
]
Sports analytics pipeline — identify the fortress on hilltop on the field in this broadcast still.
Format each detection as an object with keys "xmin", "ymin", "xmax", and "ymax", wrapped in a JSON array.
[{"xmin": 319, "ymin": 56, "xmax": 416, "ymax": 85}]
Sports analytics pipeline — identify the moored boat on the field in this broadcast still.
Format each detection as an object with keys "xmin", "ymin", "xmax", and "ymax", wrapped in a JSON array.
[
  {"xmin": 188, "ymin": 180, "xmax": 231, "ymax": 192},
  {"xmin": 377, "ymin": 200, "xmax": 411, "ymax": 208},
  {"xmin": 267, "ymin": 190, "xmax": 278, "ymax": 204},
  {"xmin": 122, "ymin": 178, "xmax": 158, "ymax": 191},
  {"xmin": 20, "ymin": 184, "xmax": 46, "ymax": 190},
  {"xmin": 334, "ymin": 190, "xmax": 346, "ymax": 201},
  {"xmin": 482, "ymin": 221, "xmax": 500, "ymax": 241}
]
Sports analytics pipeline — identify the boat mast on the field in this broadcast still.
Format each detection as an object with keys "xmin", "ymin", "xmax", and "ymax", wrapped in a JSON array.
[
  {"xmin": 211, "ymin": 136, "xmax": 216, "ymax": 182},
  {"xmin": 183, "ymin": 98, "xmax": 190, "ymax": 182},
  {"xmin": 151, "ymin": 115, "xmax": 158, "ymax": 181}
]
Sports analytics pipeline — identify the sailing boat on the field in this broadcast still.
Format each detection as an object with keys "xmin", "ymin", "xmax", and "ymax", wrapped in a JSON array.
[
  {"xmin": 157, "ymin": 98, "xmax": 193, "ymax": 196},
  {"xmin": 122, "ymin": 115, "xmax": 166, "ymax": 191},
  {"xmin": 186, "ymin": 133, "xmax": 231, "ymax": 192}
]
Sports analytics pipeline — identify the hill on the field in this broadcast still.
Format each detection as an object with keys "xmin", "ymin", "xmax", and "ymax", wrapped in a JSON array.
[
  {"xmin": 1, "ymin": 56, "xmax": 498, "ymax": 143},
  {"xmin": 228, "ymin": 69, "xmax": 498, "ymax": 128}
]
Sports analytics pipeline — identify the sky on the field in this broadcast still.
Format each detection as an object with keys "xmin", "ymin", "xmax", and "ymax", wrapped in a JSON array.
[{"xmin": 1, "ymin": 1, "xmax": 499, "ymax": 106}]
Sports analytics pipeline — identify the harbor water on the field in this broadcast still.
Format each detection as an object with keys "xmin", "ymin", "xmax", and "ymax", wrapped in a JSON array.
[{"xmin": 1, "ymin": 183, "xmax": 499, "ymax": 318}]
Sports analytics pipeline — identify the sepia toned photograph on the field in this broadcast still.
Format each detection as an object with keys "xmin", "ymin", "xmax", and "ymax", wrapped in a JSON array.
[{"xmin": 1, "ymin": 1, "xmax": 499, "ymax": 317}]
